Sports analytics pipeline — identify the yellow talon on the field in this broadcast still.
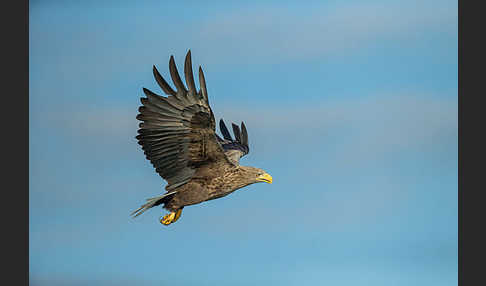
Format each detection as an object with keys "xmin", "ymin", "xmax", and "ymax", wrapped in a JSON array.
[
  {"xmin": 159, "ymin": 209, "xmax": 183, "ymax": 225},
  {"xmin": 160, "ymin": 212, "xmax": 176, "ymax": 225}
]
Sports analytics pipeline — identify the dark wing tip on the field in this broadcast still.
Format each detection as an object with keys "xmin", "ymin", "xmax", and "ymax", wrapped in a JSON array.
[
  {"xmin": 184, "ymin": 50, "xmax": 196, "ymax": 94},
  {"xmin": 219, "ymin": 118, "xmax": 232, "ymax": 140},
  {"xmin": 152, "ymin": 65, "xmax": 176, "ymax": 96},
  {"xmin": 169, "ymin": 55, "xmax": 187, "ymax": 93},
  {"xmin": 232, "ymin": 123, "xmax": 241, "ymax": 143},
  {"xmin": 142, "ymin": 87, "xmax": 161, "ymax": 99},
  {"xmin": 198, "ymin": 66, "xmax": 208, "ymax": 103},
  {"xmin": 241, "ymin": 121, "xmax": 249, "ymax": 149}
]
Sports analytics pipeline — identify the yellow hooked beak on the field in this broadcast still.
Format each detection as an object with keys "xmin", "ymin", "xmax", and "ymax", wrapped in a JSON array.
[{"xmin": 256, "ymin": 173, "xmax": 273, "ymax": 184}]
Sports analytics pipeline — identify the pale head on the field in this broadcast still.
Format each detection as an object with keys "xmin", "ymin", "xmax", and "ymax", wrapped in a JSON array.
[{"xmin": 238, "ymin": 166, "xmax": 273, "ymax": 184}]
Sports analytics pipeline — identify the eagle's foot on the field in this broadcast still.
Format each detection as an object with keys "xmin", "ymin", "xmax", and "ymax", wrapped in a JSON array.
[
  {"xmin": 159, "ymin": 209, "xmax": 183, "ymax": 225},
  {"xmin": 160, "ymin": 212, "xmax": 175, "ymax": 225}
]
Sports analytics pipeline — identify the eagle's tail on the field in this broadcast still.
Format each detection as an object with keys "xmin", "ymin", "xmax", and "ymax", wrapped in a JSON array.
[{"xmin": 130, "ymin": 191, "xmax": 177, "ymax": 218}]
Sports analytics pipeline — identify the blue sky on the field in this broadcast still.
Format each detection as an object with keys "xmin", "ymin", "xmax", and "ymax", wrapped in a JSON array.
[{"xmin": 30, "ymin": 0, "xmax": 457, "ymax": 285}]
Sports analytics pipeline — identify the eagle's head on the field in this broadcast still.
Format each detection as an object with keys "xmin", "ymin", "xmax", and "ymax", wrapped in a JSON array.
[{"xmin": 239, "ymin": 166, "xmax": 273, "ymax": 184}]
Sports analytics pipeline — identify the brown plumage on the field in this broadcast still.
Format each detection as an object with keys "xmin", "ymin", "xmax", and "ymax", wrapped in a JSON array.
[{"xmin": 131, "ymin": 50, "xmax": 272, "ymax": 225}]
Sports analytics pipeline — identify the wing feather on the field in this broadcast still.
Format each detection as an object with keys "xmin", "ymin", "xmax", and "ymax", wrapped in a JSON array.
[
  {"xmin": 137, "ymin": 50, "xmax": 233, "ymax": 191},
  {"xmin": 241, "ymin": 121, "xmax": 249, "ymax": 148},
  {"xmin": 153, "ymin": 65, "xmax": 177, "ymax": 96},
  {"xmin": 217, "ymin": 119, "xmax": 250, "ymax": 165},
  {"xmin": 169, "ymin": 55, "xmax": 187, "ymax": 94},
  {"xmin": 219, "ymin": 119, "xmax": 233, "ymax": 140},
  {"xmin": 232, "ymin": 123, "xmax": 241, "ymax": 143},
  {"xmin": 184, "ymin": 50, "xmax": 197, "ymax": 95}
]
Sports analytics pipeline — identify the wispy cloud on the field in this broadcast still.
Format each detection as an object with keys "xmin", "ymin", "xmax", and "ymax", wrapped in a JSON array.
[
  {"xmin": 30, "ymin": 0, "xmax": 457, "ymax": 80},
  {"xmin": 192, "ymin": 2, "xmax": 457, "ymax": 63},
  {"xmin": 39, "ymin": 91, "xmax": 457, "ymax": 169}
]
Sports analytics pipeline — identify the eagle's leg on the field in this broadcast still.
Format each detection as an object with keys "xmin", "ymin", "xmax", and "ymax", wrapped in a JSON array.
[
  {"xmin": 173, "ymin": 208, "xmax": 183, "ymax": 222},
  {"xmin": 159, "ymin": 208, "xmax": 183, "ymax": 225}
]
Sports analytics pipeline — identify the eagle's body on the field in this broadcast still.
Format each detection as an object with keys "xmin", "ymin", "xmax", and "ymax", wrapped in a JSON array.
[
  {"xmin": 164, "ymin": 165, "xmax": 259, "ymax": 211},
  {"xmin": 131, "ymin": 50, "xmax": 272, "ymax": 225}
]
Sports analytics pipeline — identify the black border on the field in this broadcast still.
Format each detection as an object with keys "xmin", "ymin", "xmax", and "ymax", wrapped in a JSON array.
[
  {"xmin": 459, "ymin": 0, "xmax": 480, "ymax": 284},
  {"xmin": 4, "ymin": 0, "xmax": 29, "ymax": 285}
]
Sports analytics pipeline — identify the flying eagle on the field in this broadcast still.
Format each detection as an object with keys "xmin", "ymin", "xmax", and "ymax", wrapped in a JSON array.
[{"xmin": 131, "ymin": 50, "xmax": 272, "ymax": 225}]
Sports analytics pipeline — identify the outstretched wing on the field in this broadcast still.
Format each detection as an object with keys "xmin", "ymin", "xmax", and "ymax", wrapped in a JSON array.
[
  {"xmin": 216, "ymin": 119, "xmax": 249, "ymax": 165},
  {"xmin": 136, "ymin": 50, "xmax": 232, "ymax": 191}
]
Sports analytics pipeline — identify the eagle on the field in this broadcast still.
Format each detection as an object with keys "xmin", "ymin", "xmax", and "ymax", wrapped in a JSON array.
[{"xmin": 131, "ymin": 50, "xmax": 273, "ymax": 225}]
